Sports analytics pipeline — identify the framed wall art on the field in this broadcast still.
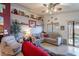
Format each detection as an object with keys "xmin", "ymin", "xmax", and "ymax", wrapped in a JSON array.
[
  {"xmin": 29, "ymin": 20, "xmax": 36, "ymax": 28},
  {"xmin": 60, "ymin": 26, "xmax": 65, "ymax": 30}
]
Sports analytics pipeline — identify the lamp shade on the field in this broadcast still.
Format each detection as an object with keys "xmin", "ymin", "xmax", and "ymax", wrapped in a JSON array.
[{"xmin": 4, "ymin": 30, "xmax": 8, "ymax": 35}]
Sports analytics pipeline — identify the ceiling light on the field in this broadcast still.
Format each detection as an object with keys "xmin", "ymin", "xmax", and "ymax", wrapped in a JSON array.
[{"xmin": 54, "ymin": 9, "xmax": 57, "ymax": 12}]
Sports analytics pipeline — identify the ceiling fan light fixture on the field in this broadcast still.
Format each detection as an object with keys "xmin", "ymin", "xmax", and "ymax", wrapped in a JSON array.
[
  {"xmin": 43, "ymin": 4, "xmax": 49, "ymax": 7},
  {"xmin": 54, "ymin": 9, "xmax": 57, "ymax": 12},
  {"xmin": 49, "ymin": 11, "xmax": 52, "ymax": 14},
  {"xmin": 42, "ymin": 3, "xmax": 62, "ymax": 14}
]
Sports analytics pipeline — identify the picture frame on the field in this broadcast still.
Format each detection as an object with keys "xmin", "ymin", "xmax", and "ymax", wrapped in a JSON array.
[
  {"xmin": 60, "ymin": 26, "xmax": 65, "ymax": 30},
  {"xmin": 29, "ymin": 20, "xmax": 36, "ymax": 27}
]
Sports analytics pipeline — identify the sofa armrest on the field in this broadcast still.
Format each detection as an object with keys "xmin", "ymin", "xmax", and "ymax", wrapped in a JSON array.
[{"xmin": 57, "ymin": 37, "xmax": 62, "ymax": 45}]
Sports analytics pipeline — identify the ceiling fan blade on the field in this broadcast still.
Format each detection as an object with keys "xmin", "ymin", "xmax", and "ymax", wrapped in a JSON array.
[
  {"xmin": 43, "ymin": 4, "xmax": 47, "ymax": 7},
  {"xmin": 53, "ymin": 3, "xmax": 60, "ymax": 7}
]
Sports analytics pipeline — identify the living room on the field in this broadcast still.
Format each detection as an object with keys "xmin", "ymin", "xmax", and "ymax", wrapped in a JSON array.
[{"xmin": 0, "ymin": 3, "xmax": 79, "ymax": 56}]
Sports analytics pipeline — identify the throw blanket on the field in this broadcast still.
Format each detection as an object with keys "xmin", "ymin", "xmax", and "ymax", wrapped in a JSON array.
[
  {"xmin": 22, "ymin": 41, "xmax": 49, "ymax": 56},
  {"xmin": 1, "ymin": 35, "xmax": 22, "ymax": 55}
]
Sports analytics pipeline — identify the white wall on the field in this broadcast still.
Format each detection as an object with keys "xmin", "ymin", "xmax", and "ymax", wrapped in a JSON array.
[
  {"xmin": 11, "ymin": 3, "xmax": 43, "ymax": 35},
  {"xmin": 43, "ymin": 11, "xmax": 79, "ymax": 42}
]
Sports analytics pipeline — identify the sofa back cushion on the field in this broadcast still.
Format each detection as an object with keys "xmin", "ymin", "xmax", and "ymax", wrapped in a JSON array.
[{"xmin": 49, "ymin": 32, "xmax": 59, "ymax": 39}]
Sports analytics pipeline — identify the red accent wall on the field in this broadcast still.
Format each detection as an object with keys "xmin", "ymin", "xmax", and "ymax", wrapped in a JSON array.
[{"xmin": 0, "ymin": 3, "xmax": 10, "ymax": 34}]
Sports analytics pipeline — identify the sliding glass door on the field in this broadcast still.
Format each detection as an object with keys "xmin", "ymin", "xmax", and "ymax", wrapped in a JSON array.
[
  {"xmin": 68, "ymin": 21, "xmax": 74, "ymax": 45},
  {"xmin": 68, "ymin": 21, "xmax": 79, "ymax": 47},
  {"xmin": 74, "ymin": 22, "xmax": 79, "ymax": 47}
]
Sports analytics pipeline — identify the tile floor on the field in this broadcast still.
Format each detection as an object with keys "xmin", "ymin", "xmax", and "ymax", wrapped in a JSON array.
[
  {"xmin": 41, "ymin": 43, "xmax": 79, "ymax": 56},
  {"xmin": 1, "ymin": 42, "xmax": 79, "ymax": 56}
]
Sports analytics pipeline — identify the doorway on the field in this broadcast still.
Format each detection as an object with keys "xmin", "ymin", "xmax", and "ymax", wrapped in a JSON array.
[{"xmin": 68, "ymin": 21, "xmax": 79, "ymax": 47}]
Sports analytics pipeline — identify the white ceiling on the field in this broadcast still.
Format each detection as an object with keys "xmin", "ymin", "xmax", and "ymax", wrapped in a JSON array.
[{"xmin": 20, "ymin": 3, "xmax": 79, "ymax": 16}]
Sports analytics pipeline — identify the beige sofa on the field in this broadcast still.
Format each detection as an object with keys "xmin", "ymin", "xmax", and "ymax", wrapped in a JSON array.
[{"xmin": 43, "ymin": 32, "xmax": 62, "ymax": 46}]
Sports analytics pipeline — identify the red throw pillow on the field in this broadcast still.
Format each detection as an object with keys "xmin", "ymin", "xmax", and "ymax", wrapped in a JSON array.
[{"xmin": 44, "ymin": 34, "xmax": 48, "ymax": 38}]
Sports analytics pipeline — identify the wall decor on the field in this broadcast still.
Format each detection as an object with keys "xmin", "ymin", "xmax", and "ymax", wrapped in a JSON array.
[
  {"xmin": 30, "ymin": 14, "xmax": 41, "ymax": 20},
  {"xmin": 25, "ymin": 15, "xmax": 29, "ymax": 18},
  {"xmin": 37, "ymin": 17, "xmax": 42, "ymax": 20},
  {"xmin": 18, "ymin": 10, "xmax": 22, "ymax": 15},
  {"xmin": 19, "ymin": 10, "xmax": 25, "ymax": 16},
  {"xmin": 60, "ymin": 26, "xmax": 65, "ymax": 30},
  {"xmin": 29, "ymin": 20, "xmax": 36, "ymax": 28},
  {"xmin": 30, "ymin": 14, "xmax": 36, "ymax": 19},
  {"xmin": 11, "ymin": 9, "xmax": 42, "ymax": 20},
  {"xmin": 11, "ymin": 9, "xmax": 18, "ymax": 15},
  {"xmin": 11, "ymin": 9, "xmax": 30, "ymax": 18}
]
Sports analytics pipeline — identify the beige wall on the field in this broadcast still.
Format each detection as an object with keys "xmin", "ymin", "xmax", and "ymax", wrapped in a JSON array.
[
  {"xmin": 11, "ymin": 3, "xmax": 43, "ymax": 35},
  {"xmin": 43, "ymin": 11, "xmax": 79, "ymax": 43}
]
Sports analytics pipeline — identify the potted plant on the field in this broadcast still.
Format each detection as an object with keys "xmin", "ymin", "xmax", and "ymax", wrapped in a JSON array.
[{"xmin": 11, "ymin": 20, "xmax": 20, "ymax": 40}]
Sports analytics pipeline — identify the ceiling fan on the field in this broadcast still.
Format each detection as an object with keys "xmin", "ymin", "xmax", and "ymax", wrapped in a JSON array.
[{"xmin": 42, "ymin": 3, "xmax": 62, "ymax": 14}]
